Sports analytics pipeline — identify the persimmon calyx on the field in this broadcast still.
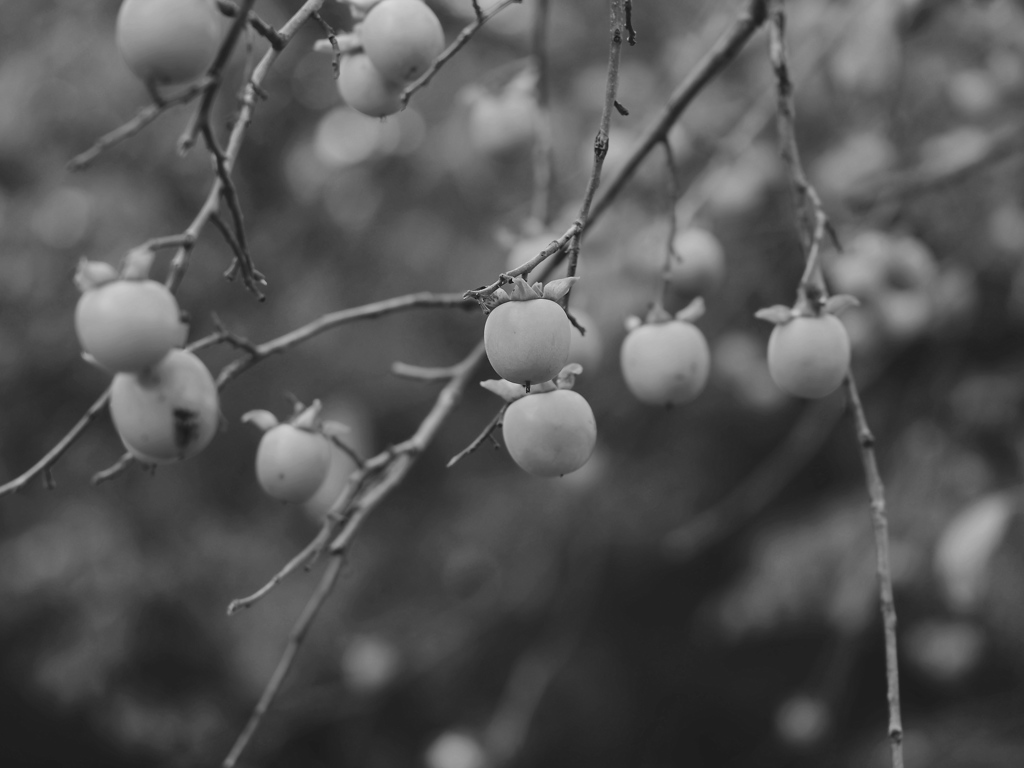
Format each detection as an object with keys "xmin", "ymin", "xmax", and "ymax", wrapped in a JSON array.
[
  {"xmin": 482, "ymin": 275, "xmax": 580, "ymax": 312},
  {"xmin": 481, "ymin": 363, "xmax": 583, "ymax": 403},
  {"xmin": 74, "ymin": 259, "xmax": 119, "ymax": 292},
  {"xmin": 756, "ymin": 293, "xmax": 859, "ymax": 326}
]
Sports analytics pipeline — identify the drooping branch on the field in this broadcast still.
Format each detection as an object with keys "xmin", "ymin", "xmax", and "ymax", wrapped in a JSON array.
[{"xmin": 766, "ymin": 3, "xmax": 904, "ymax": 766}]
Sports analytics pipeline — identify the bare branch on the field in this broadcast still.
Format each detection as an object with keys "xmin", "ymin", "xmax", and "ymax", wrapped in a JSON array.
[
  {"xmin": 310, "ymin": 10, "xmax": 342, "ymax": 79},
  {"xmin": 216, "ymin": 292, "xmax": 474, "ymax": 387},
  {"xmin": 844, "ymin": 369, "xmax": 904, "ymax": 767},
  {"xmin": 167, "ymin": 0, "xmax": 331, "ymax": 291},
  {"xmin": 766, "ymin": 3, "xmax": 903, "ymax": 765},
  {"xmin": 216, "ymin": 0, "xmax": 286, "ymax": 50},
  {"xmin": 401, "ymin": 0, "xmax": 522, "ymax": 106},
  {"xmin": 464, "ymin": 223, "xmax": 581, "ymax": 301},
  {"xmin": 0, "ymin": 390, "xmax": 111, "ymax": 498},
  {"xmin": 586, "ymin": 0, "xmax": 768, "ymax": 228},
  {"xmin": 221, "ymin": 555, "xmax": 344, "ymax": 768},
  {"xmin": 447, "ymin": 405, "xmax": 507, "ymax": 468},
  {"xmin": 200, "ymin": 123, "xmax": 265, "ymax": 298},
  {"xmin": 391, "ymin": 361, "xmax": 464, "ymax": 381},
  {"xmin": 67, "ymin": 77, "xmax": 212, "ymax": 170},
  {"xmin": 179, "ymin": 0, "xmax": 260, "ymax": 153},
  {"xmin": 847, "ymin": 122, "xmax": 1024, "ymax": 210},
  {"xmin": 564, "ymin": 0, "xmax": 627, "ymax": 291}
]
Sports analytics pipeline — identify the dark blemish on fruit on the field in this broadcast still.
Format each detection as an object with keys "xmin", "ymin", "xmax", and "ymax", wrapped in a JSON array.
[{"xmin": 173, "ymin": 408, "xmax": 200, "ymax": 452}]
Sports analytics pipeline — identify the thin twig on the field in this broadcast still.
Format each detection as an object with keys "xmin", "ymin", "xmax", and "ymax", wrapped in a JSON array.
[
  {"xmin": 845, "ymin": 369, "xmax": 904, "ymax": 767},
  {"xmin": 564, "ymin": 0, "xmax": 627, "ymax": 292},
  {"xmin": 586, "ymin": 0, "xmax": 769, "ymax": 228},
  {"xmin": 401, "ymin": 0, "xmax": 522, "ymax": 106},
  {"xmin": 221, "ymin": 555, "xmax": 343, "ymax": 768},
  {"xmin": 216, "ymin": 0, "xmax": 286, "ymax": 50},
  {"xmin": 179, "ymin": 0, "xmax": 259, "ymax": 153},
  {"xmin": 200, "ymin": 123, "xmax": 265, "ymax": 298},
  {"xmin": 328, "ymin": 340, "xmax": 487, "ymax": 555},
  {"xmin": 310, "ymin": 10, "xmax": 342, "ymax": 79},
  {"xmin": 767, "ymin": 3, "xmax": 903, "ymax": 765},
  {"xmin": 447, "ymin": 405, "xmax": 507, "ymax": 468},
  {"xmin": 658, "ymin": 137, "xmax": 680, "ymax": 309},
  {"xmin": 391, "ymin": 361, "xmax": 464, "ymax": 381},
  {"xmin": 0, "ymin": 390, "xmax": 111, "ymax": 498},
  {"xmin": 464, "ymin": 225, "xmax": 581, "ymax": 301},
  {"xmin": 68, "ymin": 77, "xmax": 212, "ymax": 170},
  {"xmin": 216, "ymin": 292, "xmax": 474, "ymax": 387}
]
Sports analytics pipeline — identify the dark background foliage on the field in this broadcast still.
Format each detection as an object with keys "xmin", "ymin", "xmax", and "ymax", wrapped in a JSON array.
[{"xmin": 2, "ymin": 0, "xmax": 1024, "ymax": 766}]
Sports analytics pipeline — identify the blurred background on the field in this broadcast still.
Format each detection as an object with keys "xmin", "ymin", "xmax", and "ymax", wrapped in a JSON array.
[{"xmin": 2, "ymin": 0, "xmax": 1024, "ymax": 766}]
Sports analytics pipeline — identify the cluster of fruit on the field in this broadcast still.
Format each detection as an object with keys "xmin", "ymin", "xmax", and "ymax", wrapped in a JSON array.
[
  {"xmin": 336, "ymin": 0, "xmax": 446, "ymax": 117},
  {"xmin": 74, "ymin": 255, "xmax": 220, "ymax": 464}
]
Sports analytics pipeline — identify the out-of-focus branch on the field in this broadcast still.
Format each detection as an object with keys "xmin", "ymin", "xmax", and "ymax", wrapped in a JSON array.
[
  {"xmin": 847, "ymin": 122, "xmax": 1024, "ymax": 210},
  {"xmin": 401, "ymin": 0, "xmax": 522, "ymax": 106},
  {"xmin": 564, "ymin": 0, "xmax": 626, "ymax": 291},
  {"xmin": 844, "ymin": 370, "xmax": 903, "ymax": 767},
  {"xmin": 528, "ymin": 0, "xmax": 554, "ymax": 228},
  {"xmin": 767, "ymin": 3, "xmax": 903, "ymax": 766},
  {"xmin": 0, "ymin": 391, "xmax": 111, "ymax": 498},
  {"xmin": 221, "ymin": 555, "xmax": 343, "ymax": 768},
  {"xmin": 179, "ymin": 0, "xmax": 259, "ymax": 153}
]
